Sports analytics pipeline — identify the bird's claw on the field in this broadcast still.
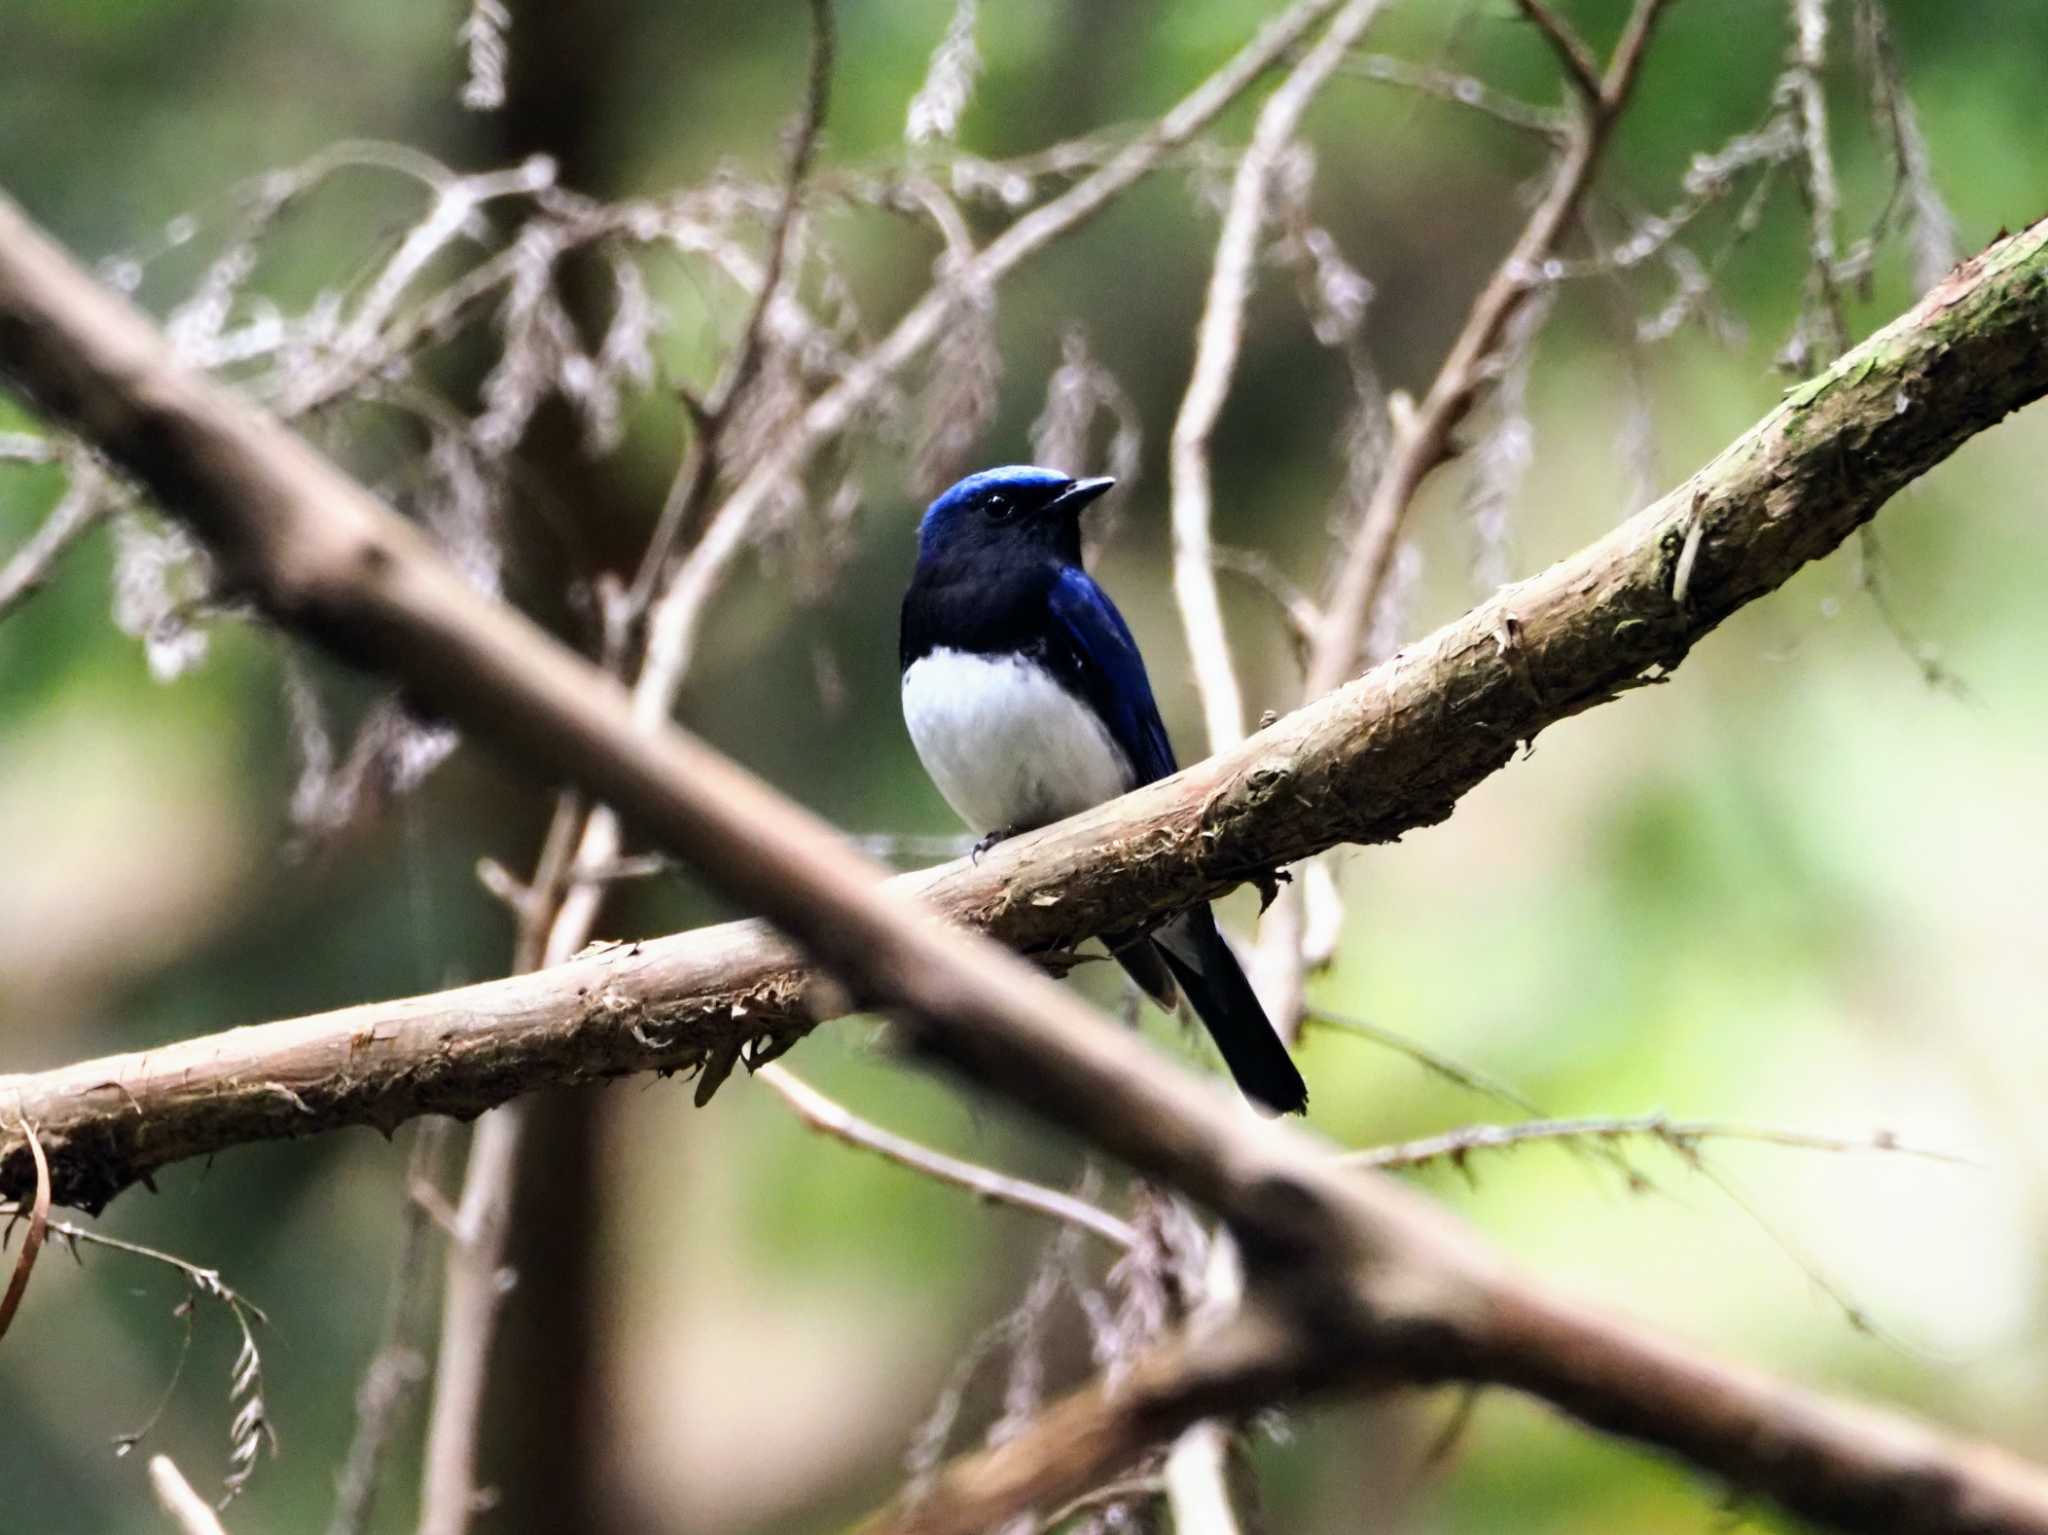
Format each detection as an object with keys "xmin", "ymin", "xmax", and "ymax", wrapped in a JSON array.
[{"xmin": 971, "ymin": 826, "xmax": 1017, "ymax": 864}]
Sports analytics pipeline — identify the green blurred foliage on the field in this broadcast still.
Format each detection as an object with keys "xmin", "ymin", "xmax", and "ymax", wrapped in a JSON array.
[{"xmin": 4, "ymin": 2, "xmax": 2047, "ymax": 1533}]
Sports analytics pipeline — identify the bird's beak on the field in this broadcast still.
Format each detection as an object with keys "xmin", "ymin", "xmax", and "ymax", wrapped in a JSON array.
[{"xmin": 1050, "ymin": 477, "xmax": 1115, "ymax": 516}]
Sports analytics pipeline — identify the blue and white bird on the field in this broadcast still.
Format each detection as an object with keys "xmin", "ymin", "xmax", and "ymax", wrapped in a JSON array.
[{"xmin": 899, "ymin": 465, "xmax": 1309, "ymax": 1115}]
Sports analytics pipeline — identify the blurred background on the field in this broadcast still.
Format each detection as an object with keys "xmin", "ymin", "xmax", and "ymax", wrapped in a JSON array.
[{"xmin": 4, "ymin": 1, "xmax": 2046, "ymax": 1531}]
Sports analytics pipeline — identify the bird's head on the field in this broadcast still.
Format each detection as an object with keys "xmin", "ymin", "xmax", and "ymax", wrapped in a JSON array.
[{"xmin": 917, "ymin": 466, "xmax": 1115, "ymax": 564}]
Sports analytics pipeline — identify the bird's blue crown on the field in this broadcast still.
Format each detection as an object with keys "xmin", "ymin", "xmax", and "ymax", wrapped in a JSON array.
[{"xmin": 918, "ymin": 465, "xmax": 1080, "ymax": 555}]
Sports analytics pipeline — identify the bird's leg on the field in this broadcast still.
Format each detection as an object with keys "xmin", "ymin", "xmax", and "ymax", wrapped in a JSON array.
[{"xmin": 971, "ymin": 825, "xmax": 1021, "ymax": 863}]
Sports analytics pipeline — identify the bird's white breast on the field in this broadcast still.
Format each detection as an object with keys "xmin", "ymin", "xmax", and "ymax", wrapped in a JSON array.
[{"xmin": 902, "ymin": 649, "xmax": 1135, "ymax": 836}]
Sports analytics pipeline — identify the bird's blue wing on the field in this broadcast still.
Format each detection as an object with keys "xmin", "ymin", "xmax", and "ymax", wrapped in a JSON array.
[
  {"xmin": 1048, "ymin": 566, "xmax": 1305, "ymax": 1113},
  {"xmin": 1044, "ymin": 564, "xmax": 1178, "ymax": 785}
]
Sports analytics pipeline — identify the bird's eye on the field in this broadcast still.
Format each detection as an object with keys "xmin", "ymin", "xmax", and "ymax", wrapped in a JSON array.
[{"xmin": 985, "ymin": 495, "xmax": 1014, "ymax": 521}]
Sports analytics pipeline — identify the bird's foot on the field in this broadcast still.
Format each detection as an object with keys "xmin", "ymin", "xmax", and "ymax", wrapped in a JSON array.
[{"xmin": 971, "ymin": 826, "xmax": 1020, "ymax": 864}]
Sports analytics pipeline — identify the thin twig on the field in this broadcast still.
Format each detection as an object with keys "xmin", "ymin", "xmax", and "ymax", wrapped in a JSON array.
[
  {"xmin": 1037, "ymin": 1474, "xmax": 1165, "ymax": 1531},
  {"xmin": 638, "ymin": 0, "xmax": 1366, "ymax": 723},
  {"xmin": 1687, "ymin": 1153, "xmax": 1911, "ymax": 1349},
  {"xmin": 1343, "ymin": 1113, "xmax": 1970, "ymax": 1173},
  {"xmin": 415, "ymin": 17, "xmax": 839, "ymax": 1525},
  {"xmin": 1170, "ymin": 0, "xmax": 1389, "ymax": 752},
  {"xmin": 523, "ymin": 0, "xmax": 843, "ymax": 1071},
  {"xmin": 1306, "ymin": 0, "xmax": 1675, "ymax": 697},
  {"xmin": 1169, "ymin": 0, "xmax": 1387, "ymax": 1062},
  {"xmin": 1782, "ymin": 0, "xmax": 1849, "ymax": 368},
  {"xmin": 414, "ymin": 1107, "xmax": 520, "ymax": 1535},
  {"xmin": 1779, "ymin": 2, "xmax": 1950, "ymax": 689},
  {"xmin": 1343, "ymin": 53, "xmax": 1569, "ymax": 139},
  {"xmin": 0, "ymin": 1199, "xmax": 275, "ymax": 1497},
  {"xmin": 1511, "ymin": 0, "xmax": 1605, "ymax": 104},
  {"xmin": 149, "ymin": 1456, "xmax": 231, "ymax": 1535},
  {"xmin": 1850, "ymin": 0, "xmax": 1960, "ymax": 294},
  {"xmin": 1212, "ymin": 544, "xmax": 1322, "ymax": 653},
  {"xmin": 1253, "ymin": 0, "xmax": 1675, "ymax": 1041},
  {"xmin": 1548, "ymin": 109, "xmax": 1799, "ymax": 287},
  {"xmin": 1304, "ymin": 1009, "xmax": 1679, "ymax": 1194},
  {"xmin": 759, "ymin": 1065, "xmax": 1136, "ymax": 1250},
  {"xmin": 1301, "ymin": 1008, "xmax": 1548, "ymax": 1120},
  {"xmin": 0, "ymin": 1118, "xmax": 49, "ymax": 1343},
  {"xmin": 509, "ymin": 788, "xmax": 589, "ymax": 974},
  {"xmin": 418, "ymin": 798, "xmax": 582, "ymax": 1535},
  {"xmin": 1603, "ymin": 0, "xmax": 1669, "ymax": 111},
  {"xmin": 326, "ymin": 1120, "xmax": 447, "ymax": 1535},
  {"xmin": 626, "ymin": 0, "xmax": 836, "ymax": 616},
  {"xmin": 1168, "ymin": 0, "xmax": 1403, "ymax": 1420},
  {"xmin": 0, "ymin": 1208, "xmax": 270, "ymax": 1318},
  {"xmin": 415, "ymin": 804, "xmax": 580, "ymax": 1535},
  {"xmin": 1160, "ymin": 1228, "xmax": 1252, "ymax": 1535},
  {"xmin": 0, "ymin": 458, "xmax": 109, "ymax": 624},
  {"xmin": 520, "ymin": 0, "xmax": 835, "ymax": 1002},
  {"xmin": 1855, "ymin": 527, "xmax": 1970, "ymax": 698}
]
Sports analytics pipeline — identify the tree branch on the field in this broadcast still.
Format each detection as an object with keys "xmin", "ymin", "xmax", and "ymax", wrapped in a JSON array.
[
  {"xmin": 1305, "ymin": 0, "xmax": 1673, "ymax": 698},
  {"xmin": 1784, "ymin": 0, "xmax": 1849, "ymax": 365},
  {"xmin": 0, "ymin": 454, "xmax": 109, "ymax": 622},
  {"xmin": 1246, "ymin": 0, "xmax": 1674, "ymax": 1041},
  {"xmin": 3, "ymin": 188, "xmax": 2048, "ymax": 1535},
  {"xmin": 758, "ymin": 1064, "xmax": 1136, "ymax": 1250},
  {"xmin": 1159, "ymin": 14, "xmax": 1390, "ymax": 1493},
  {"xmin": 327, "ymin": 1123, "xmax": 443, "ymax": 1535},
  {"xmin": 859, "ymin": 1277, "xmax": 2048, "ymax": 1535},
  {"xmin": 1345, "ymin": 1113, "xmax": 1963, "ymax": 1173},
  {"xmin": 1170, "ymin": 0, "xmax": 1389, "ymax": 752},
  {"xmin": 415, "ymin": 14, "xmax": 840, "ymax": 1527},
  {"xmin": 1511, "ymin": 0, "xmax": 1604, "ymax": 105},
  {"xmin": 413, "ymin": 1099, "xmax": 519, "ymax": 1535},
  {"xmin": 5, "ymin": 216, "xmax": 2048, "ymax": 1210},
  {"xmin": 624, "ymin": 0, "xmax": 834, "ymax": 615}
]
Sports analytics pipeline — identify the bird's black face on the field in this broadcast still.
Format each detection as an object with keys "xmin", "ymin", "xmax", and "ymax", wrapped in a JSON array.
[{"xmin": 917, "ymin": 466, "xmax": 1115, "ymax": 566}]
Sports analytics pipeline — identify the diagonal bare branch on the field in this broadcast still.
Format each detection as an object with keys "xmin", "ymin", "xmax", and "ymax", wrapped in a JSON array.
[
  {"xmin": 3, "ymin": 180, "xmax": 2048, "ymax": 1535},
  {"xmin": 760, "ymin": 1065, "xmax": 1136, "ymax": 1249},
  {"xmin": 855, "ymin": 1266, "xmax": 2048, "ymax": 1535},
  {"xmin": 0, "ymin": 456, "xmax": 110, "ymax": 623},
  {"xmin": 6, "ymin": 217, "xmax": 2048, "ymax": 1211}
]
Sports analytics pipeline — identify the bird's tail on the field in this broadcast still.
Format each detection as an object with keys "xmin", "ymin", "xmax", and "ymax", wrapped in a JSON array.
[
  {"xmin": 1152, "ymin": 909, "xmax": 1308, "ymax": 1116},
  {"xmin": 1108, "ymin": 931, "xmax": 1178, "ymax": 1011}
]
